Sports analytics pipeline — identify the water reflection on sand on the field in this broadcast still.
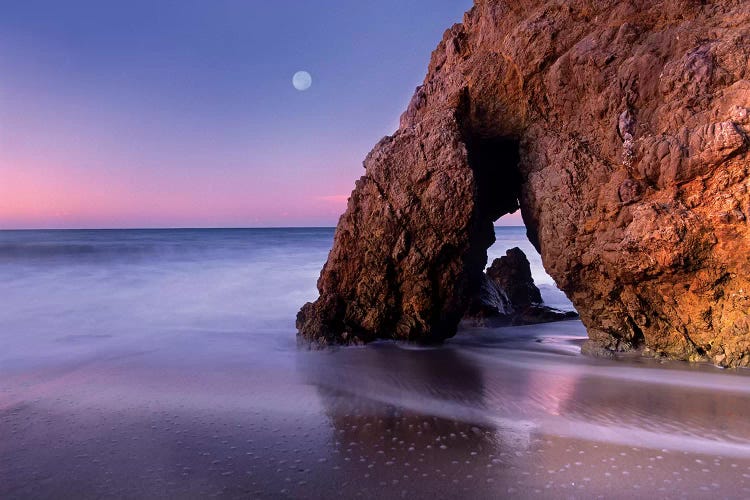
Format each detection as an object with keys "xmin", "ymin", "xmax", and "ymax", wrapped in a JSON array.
[
  {"xmin": 3, "ymin": 321, "xmax": 750, "ymax": 498},
  {"xmin": 299, "ymin": 321, "xmax": 750, "ymax": 497}
]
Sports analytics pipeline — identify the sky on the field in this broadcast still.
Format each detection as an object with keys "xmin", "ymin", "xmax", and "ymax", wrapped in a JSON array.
[{"xmin": 0, "ymin": 0, "xmax": 523, "ymax": 229}]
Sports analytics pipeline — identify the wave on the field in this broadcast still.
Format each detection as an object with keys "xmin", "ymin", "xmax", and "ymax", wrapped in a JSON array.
[
  {"xmin": 0, "ymin": 228, "xmax": 337, "ymax": 263},
  {"xmin": 0, "ymin": 242, "xmax": 151, "ymax": 260}
]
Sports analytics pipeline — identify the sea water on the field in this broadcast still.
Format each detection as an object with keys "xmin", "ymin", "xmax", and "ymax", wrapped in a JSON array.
[
  {"xmin": 0, "ymin": 227, "xmax": 569, "ymax": 367},
  {"xmin": 0, "ymin": 228, "xmax": 329, "ymax": 363}
]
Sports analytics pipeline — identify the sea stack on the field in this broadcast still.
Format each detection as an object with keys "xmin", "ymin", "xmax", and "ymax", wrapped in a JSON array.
[
  {"xmin": 463, "ymin": 247, "xmax": 578, "ymax": 326},
  {"xmin": 298, "ymin": 0, "xmax": 750, "ymax": 366}
]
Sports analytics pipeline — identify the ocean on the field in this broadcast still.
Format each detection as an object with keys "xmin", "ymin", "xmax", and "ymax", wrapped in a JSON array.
[
  {"xmin": 0, "ymin": 227, "xmax": 569, "ymax": 368},
  {"xmin": 2, "ymin": 227, "xmax": 750, "ymax": 498}
]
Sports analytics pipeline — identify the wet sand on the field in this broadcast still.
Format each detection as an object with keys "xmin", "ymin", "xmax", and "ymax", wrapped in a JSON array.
[{"xmin": 3, "ymin": 321, "xmax": 750, "ymax": 499}]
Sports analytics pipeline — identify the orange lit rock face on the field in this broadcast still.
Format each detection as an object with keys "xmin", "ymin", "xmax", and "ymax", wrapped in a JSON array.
[{"xmin": 298, "ymin": 0, "xmax": 750, "ymax": 366}]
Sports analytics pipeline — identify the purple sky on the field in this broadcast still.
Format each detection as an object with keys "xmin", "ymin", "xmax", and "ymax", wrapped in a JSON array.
[{"xmin": 0, "ymin": 0, "xmax": 523, "ymax": 228}]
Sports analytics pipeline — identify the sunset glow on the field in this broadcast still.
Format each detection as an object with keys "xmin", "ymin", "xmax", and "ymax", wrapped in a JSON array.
[{"xmin": 0, "ymin": 0, "xmax": 530, "ymax": 229}]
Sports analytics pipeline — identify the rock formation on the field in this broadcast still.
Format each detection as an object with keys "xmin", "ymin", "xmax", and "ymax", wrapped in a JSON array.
[
  {"xmin": 298, "ymin": 0, "xmax": 750, "ymax": 366},
  {"xmin": 464, "ymin": 247, "xmax": 577, "ymax": 325},
  {"xmin": 486, "ymin": 247, "xmax": 542, "ymax": 308}
]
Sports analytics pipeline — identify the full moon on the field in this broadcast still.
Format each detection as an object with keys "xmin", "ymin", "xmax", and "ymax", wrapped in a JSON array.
[{"xmin": 292, "ymin": 71, "xmax": 312, "ymax": 91}]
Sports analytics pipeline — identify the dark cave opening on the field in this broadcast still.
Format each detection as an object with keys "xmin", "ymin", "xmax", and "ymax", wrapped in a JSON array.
[
  {"xmin": 466, "ymin": 136, "xmax": 523, "ymax": 223},
  {"xmin": 461, "ymin": 133, "xmax": 578, "ymax": 315},
  {"xmin": 462, "ymin": 135, "xmax": 525, "ymax": 303}
]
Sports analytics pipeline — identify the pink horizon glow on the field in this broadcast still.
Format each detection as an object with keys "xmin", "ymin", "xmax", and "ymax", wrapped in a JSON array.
[
  {"xmin": 1, "ymin": 153, "xmax": 525, "ymax": 229},
  {"xmin": 0, "ymin": 157, "xmax": 525, "ymax": 229},
  {"xmin": 0, "ymin": 181, "xmax": 525, "ymax": 229},
  {"xmin": 0, "ymin": 157, "xmax": 355, "ymax": 229}
]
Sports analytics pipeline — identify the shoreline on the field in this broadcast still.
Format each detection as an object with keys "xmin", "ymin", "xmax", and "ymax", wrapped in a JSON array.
[{"xmin": 4, "ymin": 321, "xmax": 750, "ymax": 498}]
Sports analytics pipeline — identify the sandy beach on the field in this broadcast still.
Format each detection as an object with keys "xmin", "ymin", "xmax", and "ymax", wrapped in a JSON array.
[{"xmin": 4, "ymin": 320, "xmax": 750, "ymax": 499}]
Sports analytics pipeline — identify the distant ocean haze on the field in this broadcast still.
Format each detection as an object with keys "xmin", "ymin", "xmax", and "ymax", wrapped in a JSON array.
[{"xmin": 0, "ymin": 227, "xmax": 568, "ymax": 367}]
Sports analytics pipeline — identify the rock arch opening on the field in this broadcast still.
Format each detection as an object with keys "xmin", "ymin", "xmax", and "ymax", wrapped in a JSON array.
[
  {"xmin": 462, "ymin": 134, "xmax": 524, "ymax": 304},
  {"xmin": 461, "ymin": 132, "xmax": 577, "ymax": 323}
]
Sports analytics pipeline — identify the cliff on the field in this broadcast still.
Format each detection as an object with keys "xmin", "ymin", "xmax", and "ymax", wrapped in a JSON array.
[{"xmin": 298, "ymin": 0, "xmax": 750, "ymax": 366}]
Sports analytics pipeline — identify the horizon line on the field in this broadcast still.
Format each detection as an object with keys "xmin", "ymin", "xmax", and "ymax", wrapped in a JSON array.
[{"xmin": 0, "ymin": 225, "xmax": 527, "ymax": 231}]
